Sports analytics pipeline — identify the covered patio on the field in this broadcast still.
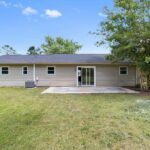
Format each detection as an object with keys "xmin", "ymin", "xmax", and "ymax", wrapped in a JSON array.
[{"xmin": 42, "ymin": 86, "xmax": 138, "ymax": 94}]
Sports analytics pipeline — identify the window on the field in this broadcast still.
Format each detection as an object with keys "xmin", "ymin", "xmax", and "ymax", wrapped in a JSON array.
[
  {"xmin": 119, "ymin": 66, "xmax": 128, "ymax": 75},
  {"xmin": 23, "ymin": 67, "xmax": 28, "ymax": 75},
  {"xmin": 1, "ymin": 67, "xmax": 9, "ymax": 74},
  {"xmin": 48, "ymin": 66, "xmax": 55, "ymax": 75}
]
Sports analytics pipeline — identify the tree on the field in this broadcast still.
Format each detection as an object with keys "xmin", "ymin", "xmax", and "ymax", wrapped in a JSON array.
[
  {"xmin": 0, "ymin": 45, "xmax": 17, "ymax": 55},
  {"xmin": 41, "ymin": 36, "xmax": 82, "ymax": 54},
  {"xmin": 27, "ymin": 46, "xmax": 42, "ymax": 55},
  {"xmin": 94, "ymin": 0, "xmax": 150, "ymax": 90},
  {"xmin": 146, "ymin": 57, "xmax": 150, "ymax": 63}
]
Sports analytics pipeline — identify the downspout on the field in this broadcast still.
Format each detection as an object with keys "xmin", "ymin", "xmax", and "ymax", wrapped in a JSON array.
[{"xmin": 33, "ymin": 64, "xmax": 36, "ymax": 82}]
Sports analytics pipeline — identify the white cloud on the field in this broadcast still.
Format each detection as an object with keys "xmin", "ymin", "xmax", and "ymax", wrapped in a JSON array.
[
  {"xmin": 0, "ymin": 0, "xmax": 10, "ymax": 7},
  {"xmin": 0, "ymin": 1, "xmax": 23, "ymax": 9},
  {"xmin": 13, "ymin": 3, "xmax": 23, "ymax": 9},
  {"xmin": 0, "ymin": 1, "xmax": 61, "ymax": 19},
  {"xmin": 22, "ymin": 7, "xmax": 37, "ymax": 15},
  {"xmin": 98, "ymin": 12, "xmax": 107, "ymax": 17},
  {"xmin": 45, "ymin": 9, "xmax": 62, "ymax": 18}
]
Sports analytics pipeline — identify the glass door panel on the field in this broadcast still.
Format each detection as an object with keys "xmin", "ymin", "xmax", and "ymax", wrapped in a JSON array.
[
  {"xmin": 90, "ymin": 68, "xmax": 94, "ymax": 85},
  {"xmin": 81, "ymin": 68, "xmax": 86, "ymax": 86},
  {"xmin": 80, "ymin": 67, "xmax": 95, "ymax": 86},
  {"xmin": 86, "ymin": 68, "xmax": 90, "ymax": 86}
]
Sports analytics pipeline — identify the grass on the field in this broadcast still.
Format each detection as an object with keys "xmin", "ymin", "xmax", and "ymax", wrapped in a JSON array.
[{"xmin": 0, "ymin": 87, "xmax": 150, "ymax": 150}]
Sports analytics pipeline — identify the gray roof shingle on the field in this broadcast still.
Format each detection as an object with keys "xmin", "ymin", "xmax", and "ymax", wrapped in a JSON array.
[
  {"xmin": 0, "ymin": 54, "xmax": 107, "ymax": 64},
  {"xmin": 0, "ymin": 54, "xmax": 129, "ymax": 65}
]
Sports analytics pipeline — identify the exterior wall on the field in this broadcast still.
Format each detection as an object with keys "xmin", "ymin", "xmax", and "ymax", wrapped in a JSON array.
[
  {"xmin": 96, "ymin": 65, "xmax": 136, "ymax": 86},
  {"xmin": 0, "ymin": 65, "xmax": 33, "ymax": 86},
  {"xmin": 0, "ymin": 64, "xmax": 136, "ymax": 87},
  {"xmin": 35, "ymin": 65, "xmax": 76, "ymax": 86}
]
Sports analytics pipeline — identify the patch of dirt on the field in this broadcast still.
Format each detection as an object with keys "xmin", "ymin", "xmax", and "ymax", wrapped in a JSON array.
[
  {"xmin": 124, "ymin": 86, "xmax": 150, "ymax": 96},
  {"xmin": 136, "ymin": 91, "xmax": 150, "ymax": 96}
]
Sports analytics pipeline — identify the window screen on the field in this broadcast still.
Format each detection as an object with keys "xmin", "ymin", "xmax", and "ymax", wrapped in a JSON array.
[
  {"xmin": 23, "ymin": 67, "xmax": 28, "ymax": 75},
  {"xmin": 2, "ymin": 67, "xmax": 9, "ymax": 74},
  {"xmin": 119, "ymin": 67, "xmax": 128, "ymax": 75},
  {"xmin": 48, "ymin": 67, "xmax": 55, "ymax": 75}
]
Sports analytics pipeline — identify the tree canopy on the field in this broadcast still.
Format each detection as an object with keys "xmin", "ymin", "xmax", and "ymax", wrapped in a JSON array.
[
  {"xmin": 0, "ymin": 45, "xmax": 17, "ymax": 55},
  {"xmin": 41, "ymin": 36, "xmax": 82, "ymax": 54},
  {"xmin": 27, "ymin": 46, "xmax": 42, "ymax": 55},
  {"xmin": 96, "ymin": 0, "xmax": 150, "ymax": 71},
  {"xmin": 94, "ymin": 0, "xmax": 150, "ymax": 89}
]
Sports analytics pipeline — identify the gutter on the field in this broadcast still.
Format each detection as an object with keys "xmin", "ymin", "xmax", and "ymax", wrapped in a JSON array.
[{"xmin": 0, "ymin": 62, "xmax": 136, "ymax": 65}]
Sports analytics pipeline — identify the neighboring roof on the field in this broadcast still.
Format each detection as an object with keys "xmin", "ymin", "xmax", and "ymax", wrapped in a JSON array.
[{"xmin": 0, "ymin": 54, "xmax": 130, "ymax": 65}]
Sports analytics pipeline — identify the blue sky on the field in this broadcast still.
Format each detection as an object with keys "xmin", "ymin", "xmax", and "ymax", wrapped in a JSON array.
[{"xmin": 0, "ymin": 0, "xmax": 113, "ymax": 54}]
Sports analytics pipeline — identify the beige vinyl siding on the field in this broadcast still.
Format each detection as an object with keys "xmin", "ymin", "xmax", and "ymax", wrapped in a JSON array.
[
  {"xmin": 0, "ymin": 65, "xmax": 33, "ymax": 86},
  {"xmin": 0, "ymin": 64, "xmax": 136, "ymax": 87},
  {"xmin": 35, "ymin": 65, "xmax": 76, "ymax": 86},
  {"xmin": 96, "ymin": 65, "xmax": 136, "ymax": 86}
]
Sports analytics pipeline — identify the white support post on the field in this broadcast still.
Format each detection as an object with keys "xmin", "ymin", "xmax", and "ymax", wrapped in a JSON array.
[{"xmin": 33, "ymin": 64, "xmax": 35, "ymax": 82}]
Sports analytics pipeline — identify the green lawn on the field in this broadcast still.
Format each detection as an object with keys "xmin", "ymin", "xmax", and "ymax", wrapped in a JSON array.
[{"xmin": 0, "ymin": 88, "xmax": 150, "ymax": 150}]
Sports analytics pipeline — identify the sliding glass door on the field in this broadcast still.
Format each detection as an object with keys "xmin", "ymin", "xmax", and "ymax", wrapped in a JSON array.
[{"xmin": 78, "ymin": 67, "xmax": 95, "ymax": 86}]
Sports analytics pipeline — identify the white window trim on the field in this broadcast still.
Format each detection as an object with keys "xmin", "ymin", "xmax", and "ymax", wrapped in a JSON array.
[
  {"xmin": 0, "ymin": 66, "xmax": 9, "ymax": 75},
  {"xmin": 47, "ymin": 66, "xmax": 56, "ymax": 75},
  {"xmin": 119, "ymin": 66, "xmax": 128, "ymax": 75},
  {"xmin": 22, "ymin": 66, "xmax": 28, "ymax": 75}
]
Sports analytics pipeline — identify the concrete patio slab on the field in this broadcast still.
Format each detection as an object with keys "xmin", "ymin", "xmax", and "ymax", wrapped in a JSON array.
[{"xmin": 42, "ymin": 87, "xmax": 139, "ymax": 94}]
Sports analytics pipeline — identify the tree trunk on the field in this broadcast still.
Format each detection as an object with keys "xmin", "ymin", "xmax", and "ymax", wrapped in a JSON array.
[{"xmin": 139, "ymin": 71, "xmax": 150, "ymax": 91}]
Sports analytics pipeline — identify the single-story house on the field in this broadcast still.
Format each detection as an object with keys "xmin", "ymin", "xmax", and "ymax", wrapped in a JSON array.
[{"xmin": 0, "ymin": 54, "xmax": 137, "ymax": 87}]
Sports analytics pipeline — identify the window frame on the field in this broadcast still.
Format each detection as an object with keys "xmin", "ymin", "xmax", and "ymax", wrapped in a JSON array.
[
  {"xmin": 22, "ymin": 66, "xmax": 28, "ymax": 75},
  {"xmin": 47, "ymin": 66, "xmax": 56, "ymax": 75},
  {"xmin": 1, "ymin": 66, "xmax": 9, "ymax": 75},
  {"xmin": 119, "ymin": 66, "xmax": 128, "ymax": 75}
]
